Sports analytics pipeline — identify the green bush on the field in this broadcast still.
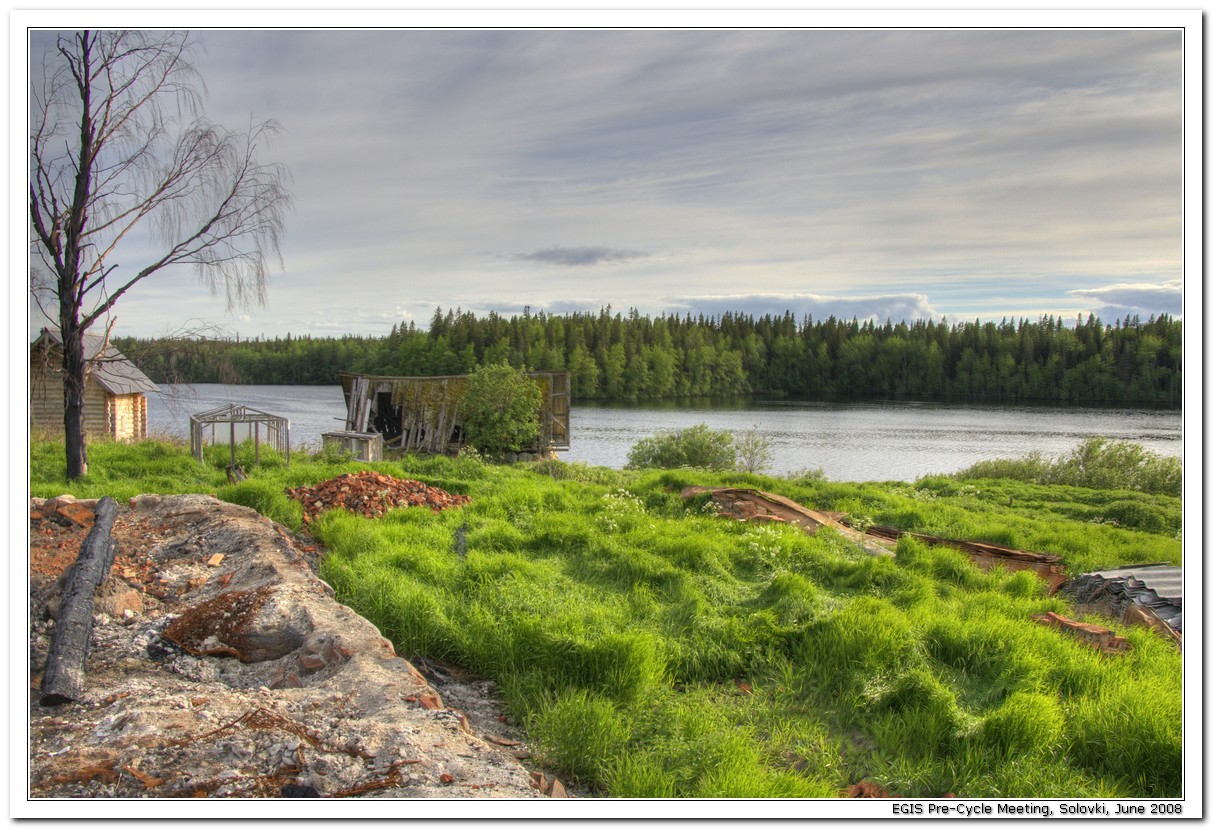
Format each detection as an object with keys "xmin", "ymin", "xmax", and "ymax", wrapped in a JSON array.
[
  {"xmin": 735, "ymin": 427, "xmax": 774, "ymax": 474},
  {"xmin": 952, "ymin": 437, "xmax": 1181, "ymax": 497},
  {"xmin": 459, "ymin": 363, "xmax": 544, "ymax": 457},
  {"xmin": 625, "ymin": 423, "xmax": 736, "ymax": 471}
]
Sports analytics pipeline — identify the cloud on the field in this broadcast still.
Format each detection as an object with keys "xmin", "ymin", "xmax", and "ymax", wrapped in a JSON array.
[
  {"xmin": 27, "ymin": 28, "xmax": 1181, "ymax": 342},
  {"xmin": 1068, "ymin": 280, "xmax": 1183, "ymax": 322},
  {"xmin": 514, "ymin": 246, "xmax": 651, "ymax": 267},
  {"xmin": 666, "ymin": 292, "xmax": 939, "ymax": 324}
]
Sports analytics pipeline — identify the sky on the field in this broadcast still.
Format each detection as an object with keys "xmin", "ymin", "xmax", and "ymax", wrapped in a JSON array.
[{"xmin": 23, "ymin": 16, "xmax": 1194, "ymax": 340}]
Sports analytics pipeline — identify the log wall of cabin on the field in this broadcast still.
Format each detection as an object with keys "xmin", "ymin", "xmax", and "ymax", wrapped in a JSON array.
[
  {"xmin": 29, "ymin": 362, "xmax": 137, "ymax": 440},
  {"xmin": 108, "ymin": 393, "xmax": 147, "ymax": 441}
]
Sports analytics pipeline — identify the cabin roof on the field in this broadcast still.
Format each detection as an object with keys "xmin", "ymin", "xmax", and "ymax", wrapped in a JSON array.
[{"xmin": 33, "ymin": 329, "xmax": 159, "ymax": 397}]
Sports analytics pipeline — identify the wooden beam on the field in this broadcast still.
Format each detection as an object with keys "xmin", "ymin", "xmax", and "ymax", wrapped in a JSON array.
[{"xmin": 39, "ymin": 497, "xmax": 119, "ymax": 705}]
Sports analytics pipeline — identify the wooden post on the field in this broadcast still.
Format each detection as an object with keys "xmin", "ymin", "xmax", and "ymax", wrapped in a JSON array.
[{"xmin": 40, "ymin": 496, "xmax": 119, "ymax": 706}]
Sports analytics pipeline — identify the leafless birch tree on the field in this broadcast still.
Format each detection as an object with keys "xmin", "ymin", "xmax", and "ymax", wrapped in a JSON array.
[{"xmin": 30, "ymin": 30, "xmax": 291, "ymax": 478}]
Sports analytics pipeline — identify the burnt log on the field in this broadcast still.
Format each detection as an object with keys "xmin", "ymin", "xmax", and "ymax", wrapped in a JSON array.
[{"xmin": 40, "ymin": 496, "xmax": 119, "ymax": 706}]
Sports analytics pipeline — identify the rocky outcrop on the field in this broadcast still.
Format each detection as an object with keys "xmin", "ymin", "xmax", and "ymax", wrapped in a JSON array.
[{"xmin": 28, "ymin": 495, "xmax": 546, "ymax": 799}]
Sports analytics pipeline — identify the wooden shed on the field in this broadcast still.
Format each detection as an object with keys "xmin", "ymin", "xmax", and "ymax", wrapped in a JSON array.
[
  {"xmin": 338, "ymin": 370, "xmax": 571, "ymax": 456},
  {"xmin": 30, "ymin": 329, "xmax": 158, "ymax": 442}
]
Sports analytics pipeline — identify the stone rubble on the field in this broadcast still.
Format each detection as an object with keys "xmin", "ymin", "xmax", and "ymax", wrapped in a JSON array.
[
  {"xmin": 28, "ymin": 494, "xmax": 562, "ymax": 800},
  {"xmin": 285, "ymin": 471, "xmax": 471, "ymax": 524}
]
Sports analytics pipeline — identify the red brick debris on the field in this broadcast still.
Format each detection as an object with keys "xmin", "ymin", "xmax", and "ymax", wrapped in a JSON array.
[{"xmin": 286, "ymin": 471, "xmax": 471, "ymax": 523}]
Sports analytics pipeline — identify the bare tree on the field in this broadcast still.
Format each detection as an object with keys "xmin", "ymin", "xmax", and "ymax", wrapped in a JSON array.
[{"xmin": 29, "ymin": 30, "xmax": 290, "ymax": 478}]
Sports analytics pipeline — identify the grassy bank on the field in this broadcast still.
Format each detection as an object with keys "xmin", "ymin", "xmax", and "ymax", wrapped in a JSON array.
[{"xmin": 28, "ymin": 436, "xmax": 1183, "ymax": 798}]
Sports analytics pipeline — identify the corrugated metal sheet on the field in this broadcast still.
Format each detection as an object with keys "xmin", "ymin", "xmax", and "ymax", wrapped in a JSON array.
[
  {"xmin": 1087, "ymin": 564, "xmax": 1182, "ymax": 602},
  {"xmin": 1061, "ymin": 564, "xmax": 1182, "ymax": 632}
]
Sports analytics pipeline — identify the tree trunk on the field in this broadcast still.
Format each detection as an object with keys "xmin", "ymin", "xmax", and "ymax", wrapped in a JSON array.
[
  {"xmin": 39, "ymin": 496, "xmax": 118, "ymax": 706},
  {"xmin": 61, "ymin": 325, "xmax": 89, "ymax": 479}
]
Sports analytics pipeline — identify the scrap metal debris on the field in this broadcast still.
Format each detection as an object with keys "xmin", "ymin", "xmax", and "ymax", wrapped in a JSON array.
[
  {"xmin": 1032, "ymin": 611, "xmax": 1132, "ymax": 655},
  {"xmin": 1060, "ymin": 564, "xmax": 1182, "ymax": 646},
  {"xmin": 681, "ymin": 484, "xmax": 1183, "ymax": 649},
  {"xmin": 683, "ymin": 486, "xmax": 1070, "ymax": 589},
  {"xmin": 286, "ymin": 471, "xmax": 470, "ymax": 523},
  {"xmin": 851, "ymin": 523, "xmax": 1068, "ymax": 593},
  {"xmin": 680, "ymin": 486, "xmax": 895, "ymax": 556},
  {"xmin": 844, "ymin": 779, "xmax": 894, "ymax": 798}
]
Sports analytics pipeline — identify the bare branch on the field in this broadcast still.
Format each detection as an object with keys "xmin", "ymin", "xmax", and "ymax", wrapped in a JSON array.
[{"xmin": 29, "ymin": 28, "xmax": 291, "ymax": 479}]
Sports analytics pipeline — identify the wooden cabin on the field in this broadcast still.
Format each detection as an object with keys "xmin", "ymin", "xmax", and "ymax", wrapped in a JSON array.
[
  {"xmin": 338, "ymin": 370, "xmax": 571, "ymax": 456},
  {"xmin": 30, "ymin": 329, "xmax": 158, "ymax": 441}
]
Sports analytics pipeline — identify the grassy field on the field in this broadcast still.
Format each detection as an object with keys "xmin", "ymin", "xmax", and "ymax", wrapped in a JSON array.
[{"xmin": 28, "ymin": 435, "xmax": 1184, "ymax": 798}]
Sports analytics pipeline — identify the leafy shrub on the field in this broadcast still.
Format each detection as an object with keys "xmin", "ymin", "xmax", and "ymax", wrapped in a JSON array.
[
  {"xmin": 310, "ymin": 440, "xmax": 356, "ymax": 464},
  {"xmin": 952, "ymin": 437, "xmax": 1181, "ymax": 497},
  {"xmin": 735, "ymin": 426, "xmax": 774, "ymax": 473},
  {"xmin": 625, "ymin": 423, "xmax": 736, "ymax": 471},
  {"xmin": 1048, "ymin": 437, "xmax": 1179, "ymax": 495},
  {"xmin": 459, "ymin": 363, "xmax": 543, "ymax": 457},
  {"xmin": 784, "ymin": 466, "xmax": 828, "ymax": 484}
]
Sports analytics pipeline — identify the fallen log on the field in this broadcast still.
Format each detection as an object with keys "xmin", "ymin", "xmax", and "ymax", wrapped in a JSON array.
[{"xmin": 40, "ymin": 496, "xmax": 119, "ymax": 706}]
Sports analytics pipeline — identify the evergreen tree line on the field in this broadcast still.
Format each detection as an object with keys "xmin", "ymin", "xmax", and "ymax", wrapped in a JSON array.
[{"xmin": 114, "ymin": 307, "xmax": 1182, "ymax": 407}]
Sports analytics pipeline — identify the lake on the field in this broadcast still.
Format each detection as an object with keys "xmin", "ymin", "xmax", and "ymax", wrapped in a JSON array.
[{"xmin": 147, "ymin": 385, "xmax": 1183, "ymax": 483}]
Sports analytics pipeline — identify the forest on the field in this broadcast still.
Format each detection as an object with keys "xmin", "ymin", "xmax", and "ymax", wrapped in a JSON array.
[{"xmin": 113, "ymin": 308, "xmax": 1182, "ymax": 407}]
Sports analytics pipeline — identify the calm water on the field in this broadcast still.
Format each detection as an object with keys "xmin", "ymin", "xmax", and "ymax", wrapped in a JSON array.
[{"xmin": 148, "ymin": 385, "xmax": 1182, "ymax": 483}]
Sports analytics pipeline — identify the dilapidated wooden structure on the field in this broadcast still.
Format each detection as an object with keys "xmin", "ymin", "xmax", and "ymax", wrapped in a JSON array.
[
  {"xmin": 30, "ymin": 329, "xmax": 158, "ymax": 442},
  {"xmin": 338, "ymin": 370, "xmax": 571, "ymax": 455}
]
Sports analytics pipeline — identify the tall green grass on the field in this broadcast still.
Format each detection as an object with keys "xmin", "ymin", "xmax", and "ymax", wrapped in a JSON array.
[
  {"xmin": 28, "ymin": 433, "xmax": 1184, "ymax": 797},
  {"xmin": 309, "ymin": 462, "xmax": 1182, "ymax": 798}
]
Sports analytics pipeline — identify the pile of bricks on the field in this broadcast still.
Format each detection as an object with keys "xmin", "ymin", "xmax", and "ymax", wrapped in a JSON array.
[{"xmin": 286, "ymin": 471, "xmax": 471, "ymax": 523}]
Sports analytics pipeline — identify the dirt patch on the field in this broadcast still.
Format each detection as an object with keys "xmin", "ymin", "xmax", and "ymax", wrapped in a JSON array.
[{"xmin": 27, "ymin": 494, "xmax": 564, "ymax": 800}]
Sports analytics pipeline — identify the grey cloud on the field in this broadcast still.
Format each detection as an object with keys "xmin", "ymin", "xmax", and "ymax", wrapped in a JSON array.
[
  {"xmin": 515, "ymin": 246, "xmax": 650, "ymax": 267},
  {"xmin": 33, "ymin": 27, "xmax": 1182, "ymax": 341},
  {"xmin": 1069, "ymin": 281, "xmax": 1183, "ymax": 322},
  {"xmin": 666, "ymin": 293, "xmax": 939, "ymax": 324}
]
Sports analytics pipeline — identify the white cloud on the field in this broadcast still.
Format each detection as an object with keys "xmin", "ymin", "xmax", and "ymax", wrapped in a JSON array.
[
  {"xmin": 26, "ymin": 28, "xmax": 1185, "ymax": 340},
  {"xmin": 666, "ymin": 292, "xmax": 939, "ymax": 324},
  {"xmin": 1068, "ymin": 279, "xmax": 1183, "ymax": 322}
]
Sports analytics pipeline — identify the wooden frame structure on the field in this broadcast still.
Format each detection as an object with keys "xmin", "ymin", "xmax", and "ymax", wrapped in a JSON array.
[
  {"xmin": 338, "ymin": 370, "xmax": 571, "ymax": 455},
  {"xmin": 189, "ymin": 403, "xmax": 291, "ymax": 467}
]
